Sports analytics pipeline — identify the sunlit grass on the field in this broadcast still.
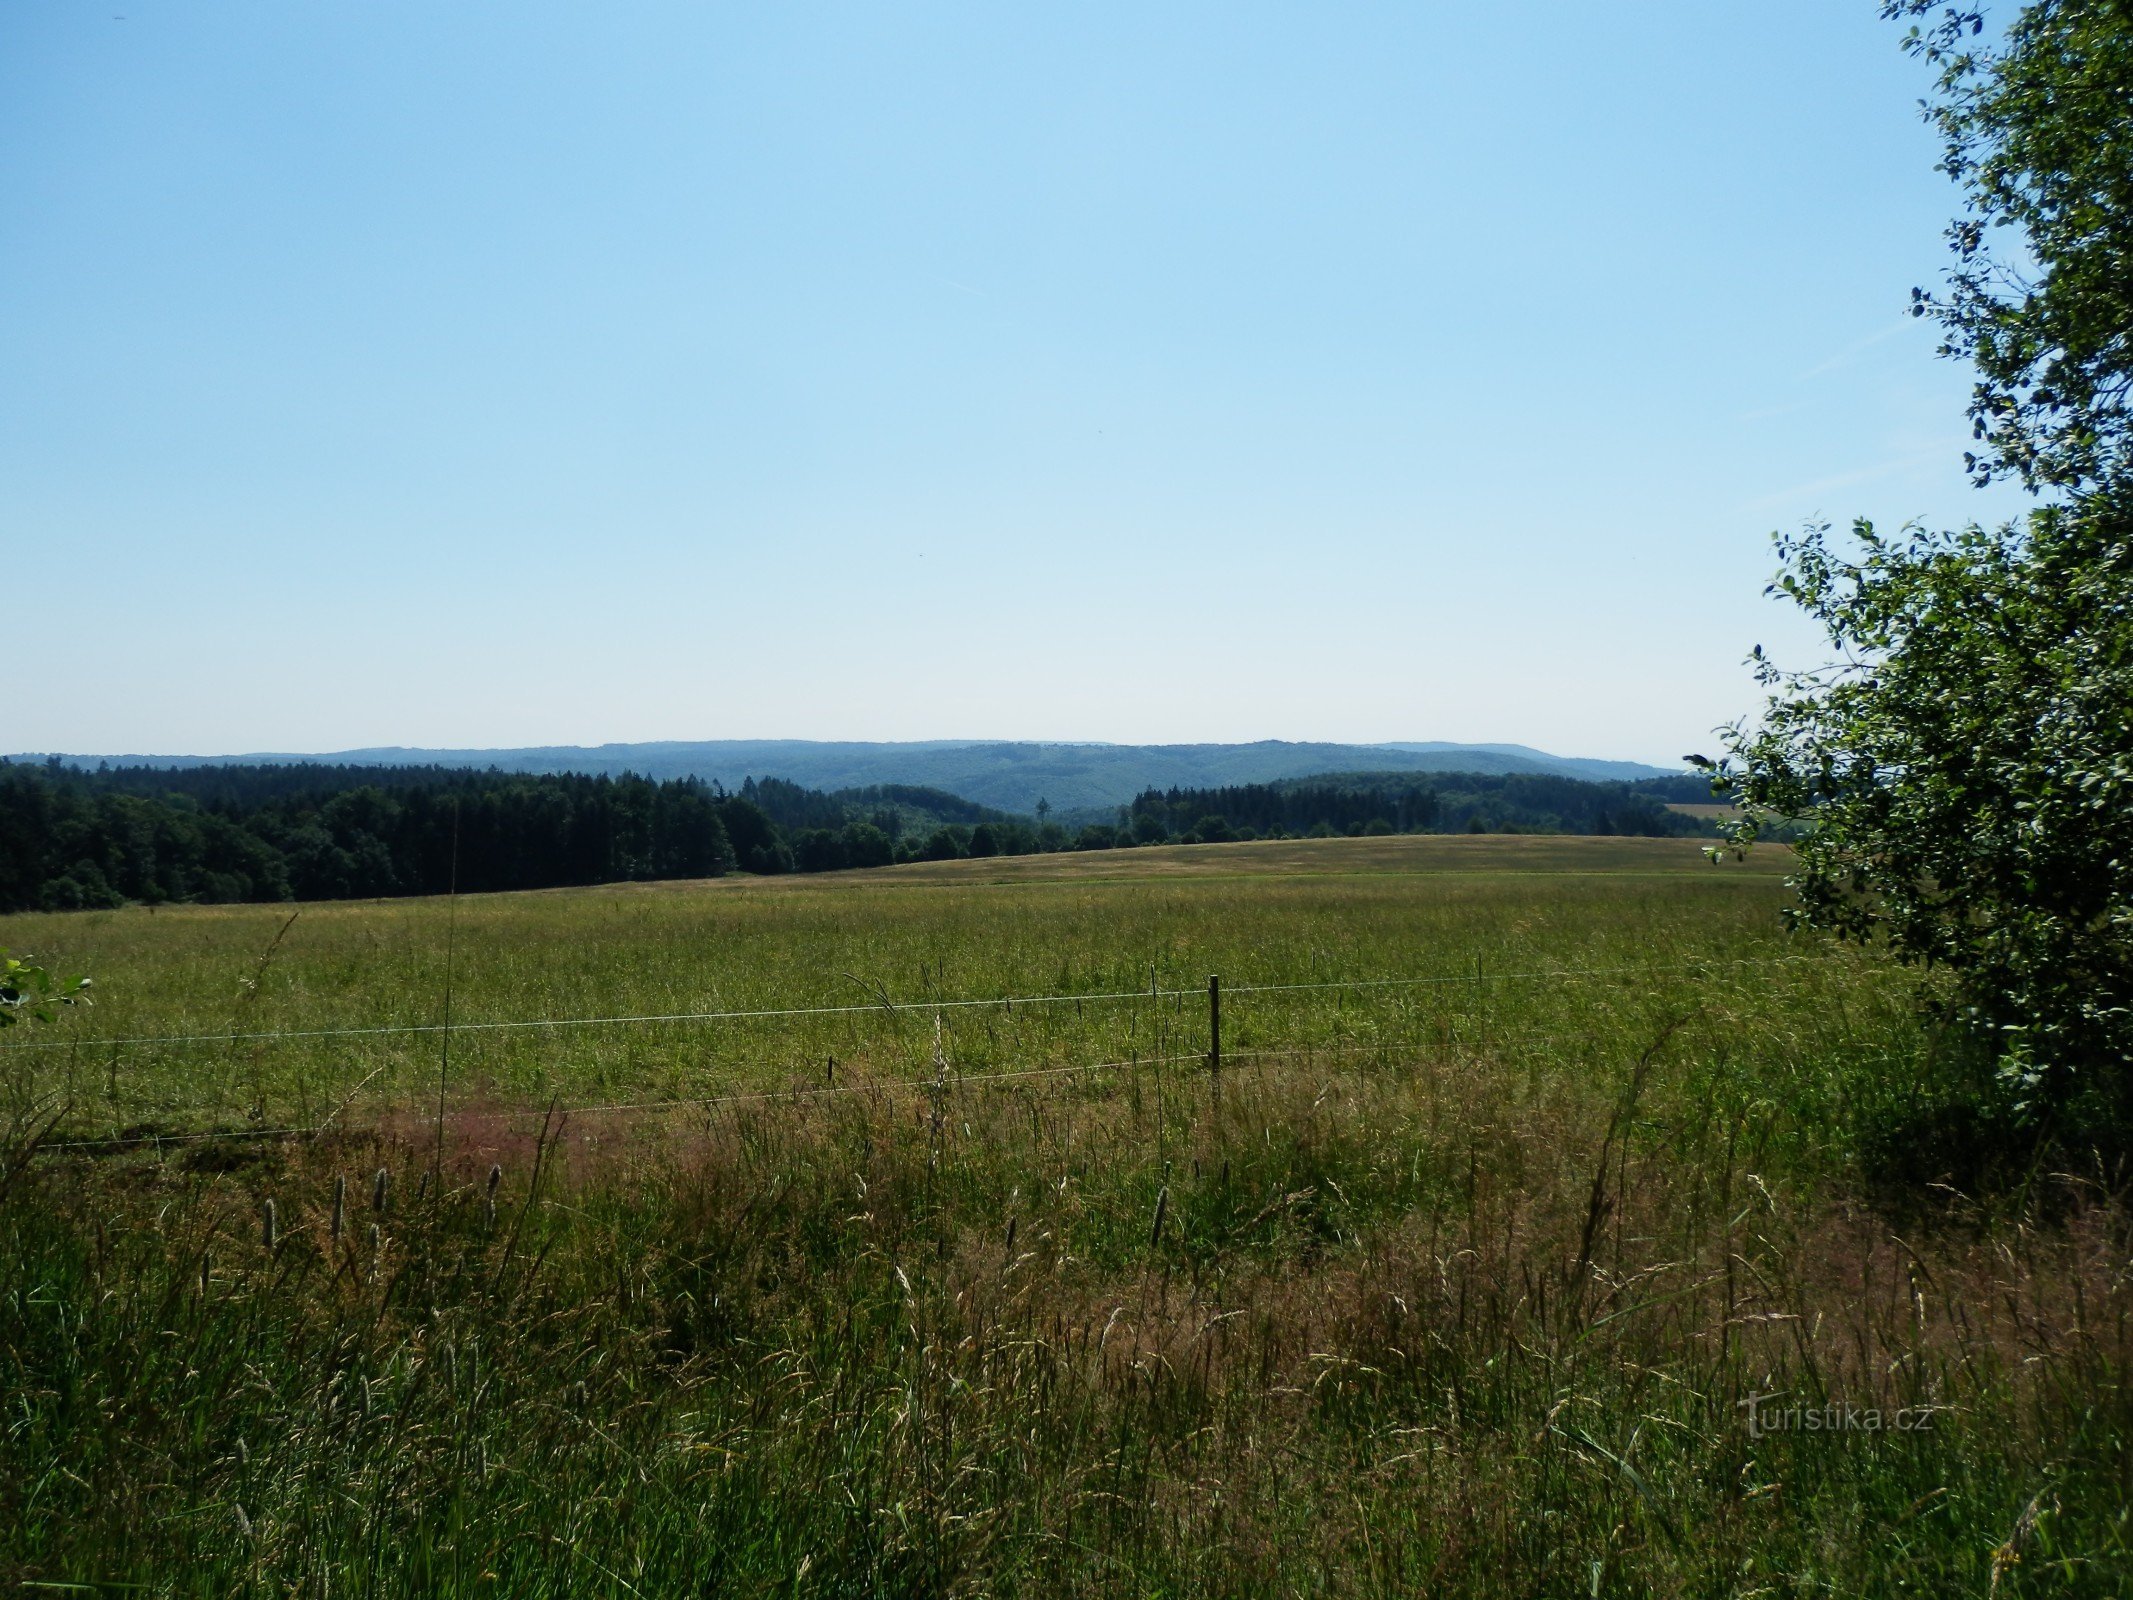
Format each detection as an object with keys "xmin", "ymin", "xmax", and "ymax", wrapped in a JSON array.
[
  {"xmin": 2, "ymin": 836, "xmax": 2123, "ymax": 1594},
  {"xmin": 3, "ymin": 836, "xmax": 1849, "ymax": 1140}
]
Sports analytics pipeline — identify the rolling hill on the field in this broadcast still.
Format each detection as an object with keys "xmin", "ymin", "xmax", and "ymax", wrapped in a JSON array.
[{"xmin": 17, "ymin": 739, "xmax": 1681, "ymax": 816}]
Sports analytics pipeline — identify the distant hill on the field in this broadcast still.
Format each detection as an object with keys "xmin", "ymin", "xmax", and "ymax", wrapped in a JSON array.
[
  {"xmin": 1369, "ymin": 742, "xmax": 1669, "ymax": 784},
  {"xmin": 17, "ymin": 740, "xmax": 1682, "ymax": 816}
]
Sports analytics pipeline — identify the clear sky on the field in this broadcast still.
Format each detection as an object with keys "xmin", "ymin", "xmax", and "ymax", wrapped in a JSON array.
[{"xmin": 3, "ymin": 1, "xmax": 2034, "ymax": 766}]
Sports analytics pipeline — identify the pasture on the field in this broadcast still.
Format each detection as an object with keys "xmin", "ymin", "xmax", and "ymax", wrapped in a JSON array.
[
  {"xmin": 4, "ymin": 835, "xmax": 1836, "ymax": 1139},
  {"xmin": 2, "ymin": 836, "xmax": 2125, "ymax": 1595}
]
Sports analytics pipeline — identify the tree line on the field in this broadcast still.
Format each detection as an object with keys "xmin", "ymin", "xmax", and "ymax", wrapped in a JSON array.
[
  {"xmin": 0, "ymin": 763, "xmax": 741, "ymax": 911},
  {"xmin": 0, "ymin": 760, "xmax": 1712, "ymax": 913},
  {"xmin": 1127, "ymin": 772, "xmax": 1707, "ymax": 842},
  {"xmin": 0, "ymin": 762, "xmax": 1054, "ymax": 910}
]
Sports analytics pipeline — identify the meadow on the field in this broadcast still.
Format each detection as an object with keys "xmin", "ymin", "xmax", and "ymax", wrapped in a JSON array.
[{"xmin": 2, "ymin": 835, "xmax": 2126, "ymax": 1595}]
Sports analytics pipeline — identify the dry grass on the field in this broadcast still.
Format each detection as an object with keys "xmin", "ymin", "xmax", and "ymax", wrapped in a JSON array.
[{"xmin": 817, "ymin": 832, "xmax": 1775, "ymax": 884}]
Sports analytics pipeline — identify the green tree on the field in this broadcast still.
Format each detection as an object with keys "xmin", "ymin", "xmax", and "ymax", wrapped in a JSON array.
[
  {"xmin": 1189, "ymin": 815, "xmax": 1234, "ymax": 845},
  {"xmin": 718, "ymin": 797, "xmax": 790, "ymax": 875},
  {"xmin": 1712, "ymin": 0, "xmax": 2133, "ymax": 1117},
  {"xmin": 1888, "ymin": 0, "xmax": 2133, "ymax": 492},
  {"xmin": 839, "ymin": 822, "xmax": 895, "ymax": 870},
  {"xmin": 1709, "ymin": 502, "xmax": 2133, "ymax": 1110},
  {"xmin": 917, "ymin": 827, "xmax": 966, "ymax": 862}
]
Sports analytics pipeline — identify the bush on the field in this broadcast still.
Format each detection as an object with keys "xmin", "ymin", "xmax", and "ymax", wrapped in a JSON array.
[{"xmin": 39, "ymin": 862, "xmax": 122, "ymax": 912}]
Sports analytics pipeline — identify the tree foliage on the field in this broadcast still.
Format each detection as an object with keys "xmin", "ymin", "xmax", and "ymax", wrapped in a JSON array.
[
  {"xmin": 1714, "ymin": 1, "xmax": 2133, "ymax": 1114},
  {"xmin": 1, "ymin": 950, "xmax": 89, "ymax": 1027},
  {"xmin": 1709, "ymin": 500, "xmax": 2133, "ymax": 1106},
  {"xmin": 1889, "ymin": 0, "xmax": 2133, "ymax": 492}
]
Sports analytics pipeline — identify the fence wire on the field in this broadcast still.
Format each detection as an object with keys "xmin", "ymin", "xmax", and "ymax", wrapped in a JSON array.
[
  {"xmin": 0, "ymin": 953, "xmax": 1835, "ymax": 1055},
  {"xmin": 14, "ymin": 950, "xmax": 1869, "ymax": 1154}
]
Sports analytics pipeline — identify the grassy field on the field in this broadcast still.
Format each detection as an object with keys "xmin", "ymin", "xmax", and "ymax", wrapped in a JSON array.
[
  {"xmin": 3, "ymin": 836, "xmax": 2126, "ymax": 1594},
  {"xmin": 3, "ymin": 836, "xmax": 1837, "ymax": 1140}
]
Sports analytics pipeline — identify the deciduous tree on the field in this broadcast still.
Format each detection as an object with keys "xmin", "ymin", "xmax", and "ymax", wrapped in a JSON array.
[{"xmin": 1712, "ymin": 1, "xmax": 2133, "ymax": 1116}]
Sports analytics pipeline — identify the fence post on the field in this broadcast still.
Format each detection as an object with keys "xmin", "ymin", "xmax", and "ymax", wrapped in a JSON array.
[{"xmin": 1207, "ymin": 974, "xmax": 1221, "ymax": 1107}]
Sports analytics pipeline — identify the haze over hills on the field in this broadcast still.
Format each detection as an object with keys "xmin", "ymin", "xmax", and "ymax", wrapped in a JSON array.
[{"xmin": 15, "ymin": 740, "xmax": 1681, "ymax": 816}]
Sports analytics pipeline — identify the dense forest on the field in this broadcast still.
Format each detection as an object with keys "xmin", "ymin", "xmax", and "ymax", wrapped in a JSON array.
[
  {"xmin": 0, "ymin": 762, "xmax": 1057, "ymax": 911},
  {"xmin": 0, "ymin": 760, "xmax": 1713, "ymax": 912},
  {"xmin": 0, "ymin": 764, "xmax": 741, "ymax": 911},
  {"xmin": 1125, "ymin": 770, "xmax": 1708, "ymax": 842}
]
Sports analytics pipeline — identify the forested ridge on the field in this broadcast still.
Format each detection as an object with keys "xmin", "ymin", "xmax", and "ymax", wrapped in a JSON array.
[
  {"xmin": 0, "ymin": 760, "xmax": 1711, "ymax": 912},
  {"xmin": 13, "ymin": 739, "xmax": 1674, "ymax": 811}
]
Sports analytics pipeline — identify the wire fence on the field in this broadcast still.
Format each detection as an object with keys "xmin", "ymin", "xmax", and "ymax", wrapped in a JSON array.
[
  {"xmin": 15, "ymin": 951, "xmax": 1862, "ymax": 1155},
  {"xmin": 0, "ymin": 953, "xmax": 1833, "ymax": 1055}
]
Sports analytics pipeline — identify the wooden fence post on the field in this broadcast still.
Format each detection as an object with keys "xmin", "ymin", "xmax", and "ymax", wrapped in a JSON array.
[{"xmin": 1208, "ymin": 974, "xmax": 1222, "ymax": 1107}]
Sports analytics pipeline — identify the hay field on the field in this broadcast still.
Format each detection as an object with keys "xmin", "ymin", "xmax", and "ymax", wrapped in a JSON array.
[
  {"xmin": 3, "ymin": 836, "xmax": 2125, "ymax": 1595},
  {"xmin": 2, "ymin": 835, "xmax": 1819, "ymax": 1139}
]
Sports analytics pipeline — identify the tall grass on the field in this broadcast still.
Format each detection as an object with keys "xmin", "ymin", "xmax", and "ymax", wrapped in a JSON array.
[
  {"xmin": 2, "ymin": 837, "xmax": 2125, "ymax": 1594},
  {"xmin": 1, "ymin": 837, "xmax": 1899, "ymax": 1147}
]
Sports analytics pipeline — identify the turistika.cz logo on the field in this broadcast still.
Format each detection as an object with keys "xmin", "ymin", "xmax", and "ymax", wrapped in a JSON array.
[{"xmin": 1737, "ymin": 1393, "xmax": 1942, "ymax": 1439}]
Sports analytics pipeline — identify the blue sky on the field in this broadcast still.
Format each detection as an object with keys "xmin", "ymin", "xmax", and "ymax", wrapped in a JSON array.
[{"xmin": 3, "ymin": 2, "xmax": 2033, "ymax": 765}]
